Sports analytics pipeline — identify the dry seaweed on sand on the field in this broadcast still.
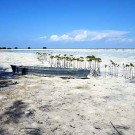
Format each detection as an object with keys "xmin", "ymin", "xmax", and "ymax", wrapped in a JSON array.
[{"xmin": 0, "ymin": 79, "xmax": 17, "ymax": 88}]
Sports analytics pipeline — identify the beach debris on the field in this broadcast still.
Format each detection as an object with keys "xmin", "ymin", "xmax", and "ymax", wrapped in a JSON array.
[
  {"xmin": 24, "ymin": 127, "xmax": 42, "ymax": 135},
  {"xmin": 94, "ymin": 126, "xmax": 101, "ymax": 130},
  {"xmin": 25, "ymin": 109, "xmax": 35, "ymax": 117},
  {"xmin": 110, "ymin": 121, "xmax": 123, "ymax": 135},
  {"xmin": 39, "ymin": 105, "xmax": 53, "ymax": 112},
  {"xmin": 0, "ymin": 80, "xmax": 17, "ymax": 88},
  {"xmin": 69, "ymin": 124, "xmax": 75, "ymax": 128},
  {"xmin": 51, "ymin": 127, "xmax": 58, "ymax": 132},
  {"xmin": 0, "ymin": 66, "xmax": 8, "ymax": 73}
]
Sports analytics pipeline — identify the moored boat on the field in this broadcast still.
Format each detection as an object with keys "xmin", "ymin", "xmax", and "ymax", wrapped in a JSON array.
[{"xmin": 11, "ymin": 65, "xmax": 90, "ymax": 78}]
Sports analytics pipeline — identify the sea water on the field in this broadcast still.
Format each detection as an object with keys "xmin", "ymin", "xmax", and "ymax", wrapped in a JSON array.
[{"xmin": 4, "ymin": 49, "xmax": 135, "ymax": 59}]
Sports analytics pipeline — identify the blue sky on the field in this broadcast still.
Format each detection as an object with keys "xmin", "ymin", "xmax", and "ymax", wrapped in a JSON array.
[{"xmin": 0, "ymin": 0, "xmax": 135, "ymax": 48}]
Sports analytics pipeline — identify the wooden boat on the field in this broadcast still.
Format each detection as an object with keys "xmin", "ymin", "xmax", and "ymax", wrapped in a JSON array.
[{"xmin": 11, "ymin": 65, "xmax": 90, "ymax": 78}]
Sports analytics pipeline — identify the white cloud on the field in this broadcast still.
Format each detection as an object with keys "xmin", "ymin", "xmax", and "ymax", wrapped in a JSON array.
[
  {"xmin": 49, "ymin": 34, "xmax": 72, "ymax": 41},
  {"xmin": 106, "ymin": 37, "xmax": 134, "ymax": 43},
  {"xmin": 60, "ymin": 34, "xmax": 72, "ymax": 41},
  {"xmin": 40, "ymin": 30, "xmax": 134, "ymax": 44},
  {"xmin": 90, "ymin": 30, "xmax": 130, "ymax": 41},
  {"xmin": 74, "ymin": 31, "xmax": 88, "ymax": 41},
  {"xmin": 91, "ymin": 33, "xmax": 107, "ymax": 41},
  {"xmin": 50, "ymin": 35, "xmax": 59, "ymax": 41}
]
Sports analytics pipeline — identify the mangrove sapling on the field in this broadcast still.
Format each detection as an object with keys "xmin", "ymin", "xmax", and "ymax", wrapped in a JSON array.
[
  {"xmin": 125, "ymin": 64, "xmax": 129, "ymax": 79},
  {"xmin": 86, "ymin": 57, "xmax": 92, "ymax": 72},
  {"xmin": 132, "ymin": 64, "xmax": 135, "ymax": 79},
  {"xmin": 128, "ymin": 64, "xmax": 131, "ymax": 79},
  {"xmin": 50, "ymin": 55, "xmax": 55, "ymax": 67},
  {"xmin": 64, "ymin": 55, "xmax": 69, "ymax": 68},
  {"xmin": 112, "ymin": 62, "xmax": 115, "ymax": 76},
  {"xmin": 85, "ymin": 55, "xmax": 102, "ymax": 76},
  {"xmin": 84, "ymin": 59, "xmax": 87, "ymax": 69},
  {"xmin": 86, "ymin": 56, "xmax": 92, "ymax": 70},
  {"xmin": 114, "ymin": 63, "xmax": 116, "ymax": 76},
  {"xmin": 123, "ymin": 64, "xmax": 127, "ymax": 79},
  {"xmin": 95, "ymin": 58, "xmax": 100, "ymax": 75},
  {"xmin": 110, "ymin": 60, "xmax": 115, "ymax": 76},
  {"xmin": 60, "ymin": 55, "xmax": 64, "ymax": 68},
  {"xmin": 91, "ymin": 55, "xmax": 96, "ymax": 71},
  {"xmin": 78, "ymin": 58, "xmax": 81, "ymax": 69},
  {"xmin": 97, "ymin": 58, "xmax": 102, "ymax": 75},
  {"xmin": 93, "ymin": 57, "xmax": 98, "ymax": 76},
  {"xmin": 93, "ymin": 58, "xmax": 96, "ymax": 72},
  {"xmin": 127, "ymin": 64, "xmax": 130, "ymax": 79},
  {"xmin": 68, "ymin": 56, "xmax": 72, "ymax": 68},
  {"xmin": 48, "ymin": 54, "xmax": 52, "ymax": 64},
  {"xmin": 69, "ymin": 57, "xmax": 72, "ymax": 68},
  {"xmin": 76, "ymin": 58, "xmax": 80, "ymax": 69},
  {"xmin": 122, "ymin": 64, "xmax": 125, "ymax": 77},
  {"xmin": 43, "ymin": 53, "xmax": 48, "ymax": 61},
  {"xmin": 124, "ymin": 63, "xmax": 135, "ymax": 79},
  {"xmin": 109, "ymin": 61, "xmax": 112, "ymax": 75},
  {"xmin": 133, "ymin": 65, "xmax": 135, "ymax": 79},
  {"xmin": 79, "ymin": 57, "xmax": 84, "ymax": 69},
  {"xmin": 91, "ymin": 57, "xmax": 98, "ymax": 77},
  {"xmin": 55, "ymin": 54, "xmax": 61, "ymax": 67},
  {"xmin": 70, "ymin": 55, "xmax": 75, "ymax": 68},
  {"xmin": 113, "ymin": 63, "xmax": 117, "ymax": 77},
  {"xmin": 54, "ymin": 55, "xmax": 59, "ymax": 67},
  {"xmin": 36, "ymin": 52, "xmax": 44, "ymax": 64},
  {"xmin": 125, "ymin": 64, "xmax": 128, "ymax": 79},
  {"xmin": 114, "ymin": 63, "xmax": 119, "ymax": 77},
  {"xmin": 110, "ymin": 60, "xmax": 113, "ymax": 75},
  {"xmin": 72, "ymin": 57, "xmax": 76, "ymax": 68},
  {"xmin": 88, "ymin": 59, "xmax": 92, "ymax": 75},
  {"xmin": 116, "ymin": 64, "xmax": 119, "ymax": 77},
  {"xmin": 130, "ymin": 63, "xmax": 134, "ymax": 80},
  {"xmin": 95, "ymin": 58, "xmax": 98, "ymax": 74},
  {"xmin": 63, "ymin": 54, "xmax": 67, "ymax": 68},
  {"xmin": 59, "ymin": 55, "xmax": 63, "ymax": 67},
  {"xmin": 65, "ymin": 56, "xmax": 70, "ymax": 68},
  {"xmin": 110, "ymin": 61, "xmax": 119, "ymax": 77},
  {"xmin": 105, "ymin": 65, "xmax": 107, "ymax": 77},
  {"xmin": 80, "ymin": 59, "xmax": 84, "ymax": 69},
  {"xmin": 108, "ymin": 66, "xmax": 111, "ymax": 75},
  {"xmin": 54, "ymin": 55, "xmax": 58, "ymax": 67}
]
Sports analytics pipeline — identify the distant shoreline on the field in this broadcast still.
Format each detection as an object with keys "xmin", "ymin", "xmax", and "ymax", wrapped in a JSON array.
[{"xmin": 0, "ymin": 48, "xmax": 135, "ymax": 50}]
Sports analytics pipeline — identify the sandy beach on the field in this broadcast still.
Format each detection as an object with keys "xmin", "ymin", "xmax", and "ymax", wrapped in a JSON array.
[{"xmin": 0, "ymin": 51, "xmax": 135, "ymax": 135}]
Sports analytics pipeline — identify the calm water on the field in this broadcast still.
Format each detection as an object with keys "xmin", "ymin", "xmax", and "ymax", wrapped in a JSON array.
[{"xmin": 3, "ymin": 49, "xmax": 135, "ymax": 58}]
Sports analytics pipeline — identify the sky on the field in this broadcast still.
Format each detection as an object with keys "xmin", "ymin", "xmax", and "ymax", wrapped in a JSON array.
[{"xmin": 0, "ymin": 0, "xmax": 135, "ymax": 48}]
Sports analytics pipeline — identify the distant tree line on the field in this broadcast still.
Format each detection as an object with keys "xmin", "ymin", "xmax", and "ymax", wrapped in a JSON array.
[
  {"xmin": 0, "ymin": 47, "xmax": 12, "ymax": 49},
  {"xmin": 0, "ymin": 46, "xmax": 47, "ymax": 49}
]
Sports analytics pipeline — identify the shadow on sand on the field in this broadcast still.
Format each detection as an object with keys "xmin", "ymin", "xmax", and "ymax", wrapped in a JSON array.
[
  {"xmin": 0, "ymin": 100, "xmax": 43, "ymax": 134},
  {"xmin": 2, "ymin": 100, "xmax": 27, "ymax": 124},
  {"xmin": 0, "ymin": 100, "xmax": 27, "ymax": 134}
]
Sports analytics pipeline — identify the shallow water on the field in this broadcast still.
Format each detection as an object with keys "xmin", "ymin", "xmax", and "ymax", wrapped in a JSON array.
[{"xmin": 2, "ymin": 49, "xmax": 135, "ymax": 58}]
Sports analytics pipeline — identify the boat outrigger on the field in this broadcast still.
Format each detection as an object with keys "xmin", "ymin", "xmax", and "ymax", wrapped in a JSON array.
[{"xmin": 11, "ymin": 65, "xmax": 90, "ymax": 78}]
